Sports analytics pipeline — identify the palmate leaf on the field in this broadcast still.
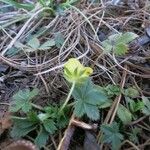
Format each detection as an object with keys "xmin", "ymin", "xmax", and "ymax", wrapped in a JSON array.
[
  {"xmin": 101, "ymin": 122, "xmax": 124, "ymax": 150},
  {"xmin": 43, "ymin": 119, "xmax": 57, "ymax": 134},
  {"xmin": 10, "ymin": 88, "xmax": 39, "ymax": 113},
  {"xmin": 72, "ymin": 79, "xmax": 107, "ymax": 120},
  {"xmin": 11, "ymin": 118, "xmax": 36, "ymax": 138},
  {"xmin": 35, "ymin": 126, "xmax": 49, "ymax": 148},
  {"xmin": 102, "ymin": 32, "xmax": 138, "ymax": 56}
]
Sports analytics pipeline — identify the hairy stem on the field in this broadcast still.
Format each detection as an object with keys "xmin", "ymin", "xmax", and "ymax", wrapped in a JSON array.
[{"xmin": 60, "ymin": 81, "xmax": 76, "ymax": 112}]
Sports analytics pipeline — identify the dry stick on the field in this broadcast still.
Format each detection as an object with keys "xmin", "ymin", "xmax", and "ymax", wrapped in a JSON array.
[
  {"xmin": 126, "ymin": 139, "xmax": 150, "ymax": 150},
  {"xmin": 120, "ymin": 140, "xmax": 140, "ymax": 150},
  {"xmin": 57, "ymin": 115, "xmax": 97, "ymax": 150},
  {"xmin": 128, "ymin": 116, "xmax": 147, "ymax": 126},
  {"xmin": 57, "ymin": 115, "xmax": 75, "ymax": 150},
  {"xmin": 109, "ymin": 65, "xmax": 127, "ymax": 123}
]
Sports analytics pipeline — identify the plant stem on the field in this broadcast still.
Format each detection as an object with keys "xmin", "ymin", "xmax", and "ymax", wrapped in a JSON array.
[{"xmin": 60, "ymin": 81, "xmax": 76, "ymax": 112}]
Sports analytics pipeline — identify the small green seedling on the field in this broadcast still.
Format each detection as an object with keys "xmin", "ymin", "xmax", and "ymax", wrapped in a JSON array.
[
  {"xmin": 102, "ymin": 32, "xmax": 138, "ymax": 56},
  {"xmin": 101, "ymin": 122, "xmax": 124, "ymax": 150}
]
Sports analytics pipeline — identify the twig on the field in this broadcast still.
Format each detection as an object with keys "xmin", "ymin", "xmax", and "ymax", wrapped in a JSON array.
[
  {"xmin": 120, "ymin": 140, "xmax": 140, "ymax": 150},
  {"xmin": 128, "ymin": 116, "xmax": 147, "ymax": 126},
  {"xmin": 57, "ymin": 115, "xmax": 75, "ymax": 150}
]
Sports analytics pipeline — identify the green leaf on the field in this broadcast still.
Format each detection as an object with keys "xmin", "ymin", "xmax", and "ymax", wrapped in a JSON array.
[
  {"xmin": 43, "ymin": 119, "xmax": 57, "ymax": 134},
  {"xmin": 117, "ymin": 32, "xmax": 138, "ymax": 44},
  {"xmin": 35, "ymin": 126, "xmax": 49, "ymax": 148},
  {"xmin": 39, "ymin": 39, "xmax": 55, "ymax": 50},
  {"xmin": 126, "ymin": 97, "xmax": 144, "ymax": 113},
  {"xmin": 84, "ymin": 104, "xmax": 100, "ymax": 120},
  {"xmin": 117, "ymin": 104, "xmax": 132, "ymax": 124},
  {"xmin": 27, "ymin": 111, "xmax": 39, "ymax": 123},
  {"xmin": 38, "ymin": 113, "xmax": 50, "ymax": 122},
  {"xmin": 142, "ymin": 96, "xmax": 150, "ymax": 115},
  {"xmin": 74, "ymin": 100, "xmax": 85, "ymax": 118},
  {"xmin": 13, "ymin": 88, "xmax": 39, "ymax": 102},
  {"xmin": 114, "ymin": 43, "xmax": 128, "ymax": 56},
  {"xmin": 22, "ymin": 102, "xmax": 32, "ymax": 113},
  {"xmin": 54, "ymin": 32, "xmax": 65, "ymax": 48},
  {"xmin": 101, "ymin": 40, "xmax": 113, "ymax": 53},
  {"xmin": 0, "ymin": 0, "xmax": 34, "ymax": 10},
  {"xmin": 99, "ymin": 100, "xmax": 112, "ymax": 109},
  {"xmin": 10, "ymin": 88, "xmax": 39, "ymax": 113},
  {"xmin": 124, "ymin": 87, "xmax": 139, "ymax": 98},
  {"xmin": 104, "ymin": 84, "xmax": 121, "ymax": 97},
  {"xmin": 73, "ymin": 79, "xmax": 107, "ymax": 120},
  {"xmin": 11, "ymin": 118, "xmax": 36, "ymax": 138},
  {"xmin": 129, "ymin": 127, "xmax": 141, "ymax": 143},
  {"xmin": 27, "ymin": 37, "xmax": 40, "ymax": 49},
  {"xmin": 102, "ymin": 32, "xmax": 138, "ymax": 56},
  {"xmin": 101, "ymin": 122, "xmax": 124, "ymax": 150}
]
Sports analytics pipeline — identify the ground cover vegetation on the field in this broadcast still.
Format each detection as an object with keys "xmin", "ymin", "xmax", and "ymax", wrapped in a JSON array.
[{"xmin": 0, "ymin": 0, "xmax": 150, "ymax": 150}]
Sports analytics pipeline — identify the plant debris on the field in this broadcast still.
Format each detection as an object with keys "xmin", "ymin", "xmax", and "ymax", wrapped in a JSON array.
[{"xmin": 0, "ymin": 0, "xmax": 150, "ymax": 150}]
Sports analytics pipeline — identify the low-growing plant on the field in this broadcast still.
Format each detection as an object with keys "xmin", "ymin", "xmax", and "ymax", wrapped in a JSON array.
[
  {"xmin": 101, "ymin": 122, "xmax": 124, "ymax": 150},
  {"xmin": 102, "ymin": 32, "xmax": 138, "ymax": 56},
  {"xmin": 9, "ymin": 58, "xmax": 149, "ymax": 149},
  {"xmin": 9, "ymin": 89, "xmax": 70, "ymax": 148},
  {"xmin": 9, "ymin": 58, "xmax": 109, "ymax": 147}
]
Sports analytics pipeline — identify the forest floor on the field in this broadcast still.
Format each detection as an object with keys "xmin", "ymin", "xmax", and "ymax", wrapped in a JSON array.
[{"xmin": 0, "ymin": 0, "xmax": 150, "ymax": 150}]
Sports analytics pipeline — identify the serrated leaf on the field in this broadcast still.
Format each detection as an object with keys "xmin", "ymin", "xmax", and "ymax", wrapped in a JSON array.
[
  {"xmin": 73, "ymin": 79, "xmax": 107, "ymax": 120},
  {"xmin": 117, "ymin": 32, "xmax": 138, "ymax": 44},
  {"xmin": 102, "ymin": 32, "xmax": 138, "ymax": 56},
  {"xmin": 43, "ymin": 119, "xmax": 57, "ymax": 134},
  {"xmin": 27, "ymin": 37, "xmax": 40, "ymax": 49},
  {"xmin": 84, "ymin": 104, "xmax": 100, "ymax": 120},
  {"xmin": 104, "ymin": 84, "xmax": 121, "ymax": 97},
  {"xmin": 101, "ymin": 122, "xmax": 124, "ymax": 150},
  {"xmin": 124, "ymin": 87, "xmax": 139, "ymax": 98},
  {"xmin": 117, "ymin": 104, "xmax": 132, "ymax": 124},
  {"xmin": 126, "ymin": 97, "xmax": 144, "ymax": 113},
  {"xmin": 74, "ymin": 100, "xmax": 85, "ymax": 117},
  {"xmin": 129, "ymin": 127, "xmax": 141, "ymax": 143},
  {"xmin": 114, "ymin": 43, "xmax": 128, "ymax": 56},
  {"xmin": 11, "ymin": 118, "xmax": 36, "ymax": 138},
  {"xmin": 13, "ymin": 88, "xmax": 39, "ymax": 102},
  {"xmin": 142, "ymin": 96, "xmax": 150, "ymax": 115},
  {"xmin": 102, "ymin": 40, "xmax": 113, "ymax": 53},
  {"xmin": 35, "ymin": 126, "xmax": 49, "ymax": 148},
  {"xmin": 10, "ymin": 88, "xmax": 39, "ymax": 113},
  {"xmin": 39, "ymin": 39, "xmax": 55, "ymax": 50}
]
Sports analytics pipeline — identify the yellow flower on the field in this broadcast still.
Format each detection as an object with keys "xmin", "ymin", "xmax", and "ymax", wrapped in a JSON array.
[{"xmin": 64, "ymin": 58, "xmax": 93, "ymax": 83}]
